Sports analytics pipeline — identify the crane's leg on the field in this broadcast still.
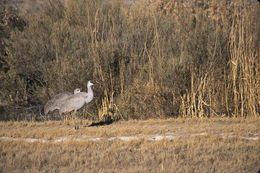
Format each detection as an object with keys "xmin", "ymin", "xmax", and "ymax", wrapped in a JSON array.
[
  {"xmin": 74, "ymin": 111, "xmax": 77, "ymax": 130},
  {"xmin": 61, "ymin": 113, "xmax": 64, "ymax": 122},
  {"xmin": 77, "ymin": 113, "xmax": 79, "ymax": 129},
  {"xmin": 74, "ymin": 110, "xmax": 79, "ymax": 130},
  {"xmin": 63, "ymin": 113, "xmax": 65, "ymax": 122}
]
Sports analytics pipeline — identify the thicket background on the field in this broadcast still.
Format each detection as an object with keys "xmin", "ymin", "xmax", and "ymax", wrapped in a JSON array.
[{"xmin": 0, "ymin": 0, "xmax": 259, "ymax": 121}]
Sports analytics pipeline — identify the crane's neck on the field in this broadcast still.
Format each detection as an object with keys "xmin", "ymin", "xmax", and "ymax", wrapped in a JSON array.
[{"xmin": 85, "ymin": 85, "xmax": 94, "ymax": 103}]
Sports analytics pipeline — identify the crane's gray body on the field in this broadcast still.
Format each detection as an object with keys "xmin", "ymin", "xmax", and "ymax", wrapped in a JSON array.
[
  {"xmin": 59, "ymin": 81, "xmax": 94, "ymax": 129},
  {"xmin": 44, "ymin": 88, "xmax": 80, "ymax": 115}
]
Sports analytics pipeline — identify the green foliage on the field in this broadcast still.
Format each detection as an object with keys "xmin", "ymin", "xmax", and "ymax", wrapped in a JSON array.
[{"xmin": 1, "ymin": 0, "xmax": 259, "ymax": 120}]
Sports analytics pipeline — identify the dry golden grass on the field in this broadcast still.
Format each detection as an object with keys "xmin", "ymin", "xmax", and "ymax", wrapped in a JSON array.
[
  {"xmin": 0, "ymin": 118, "xmax": 259, "ymax": 172},
  {"xmin": 1, "ymin": 0, "xmax": 259, "ymax": 121}
]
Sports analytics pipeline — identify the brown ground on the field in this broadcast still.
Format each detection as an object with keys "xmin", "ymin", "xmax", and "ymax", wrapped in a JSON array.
[{"xmin": 0, "ymin": 118, "xmax": 259, "ymax": 173}]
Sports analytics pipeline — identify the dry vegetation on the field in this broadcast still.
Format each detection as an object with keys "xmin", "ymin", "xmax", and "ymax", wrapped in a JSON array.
[
  {"xmin": 0, "ymin": 118, "xmax": 260, "ymax": 172},
  {"xmin": 0, "ymin": 0, "xmax": 259, "ymax": 121},
  {"xmin": 0, "ymin": 1, "xmax": 259, "ymax": 172}
]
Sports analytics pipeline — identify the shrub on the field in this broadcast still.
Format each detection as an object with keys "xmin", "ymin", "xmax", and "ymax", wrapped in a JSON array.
[{"xmin": 1, "ymin": 0, "xmax": 259, "ymax": 120}]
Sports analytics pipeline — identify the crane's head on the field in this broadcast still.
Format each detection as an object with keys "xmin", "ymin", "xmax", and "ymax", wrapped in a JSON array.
[
  {"xmin": 74, "ymin": 88, "xmax": 81, "ymax": 94},
  {"xmin": 88, "ymin": 80, "xmax": 94, "ymax": 87}
]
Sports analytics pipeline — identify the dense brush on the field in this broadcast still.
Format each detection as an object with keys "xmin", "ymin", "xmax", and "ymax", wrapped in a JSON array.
[{"xmin": 0, "ymin": 0, "xmax": 259, "ymax": 120}]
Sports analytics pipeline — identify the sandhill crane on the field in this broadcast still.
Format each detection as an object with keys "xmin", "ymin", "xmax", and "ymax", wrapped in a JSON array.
[
  {"xmin": 59, "ymin": 80, "xmax": 94, "ymax": 129},
  {"xmin": 44, "ymin": 88, "xmax": 81, "ymax": 115}
]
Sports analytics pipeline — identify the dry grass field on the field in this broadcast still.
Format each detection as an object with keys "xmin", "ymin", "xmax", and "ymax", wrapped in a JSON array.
[
  {"xmin": 0, "ymin": 1, "xmax": 259, "ymax": 172},
  {"xmin": 0, "ymin": 118, "xmax": 259, "ymax": 173}
]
